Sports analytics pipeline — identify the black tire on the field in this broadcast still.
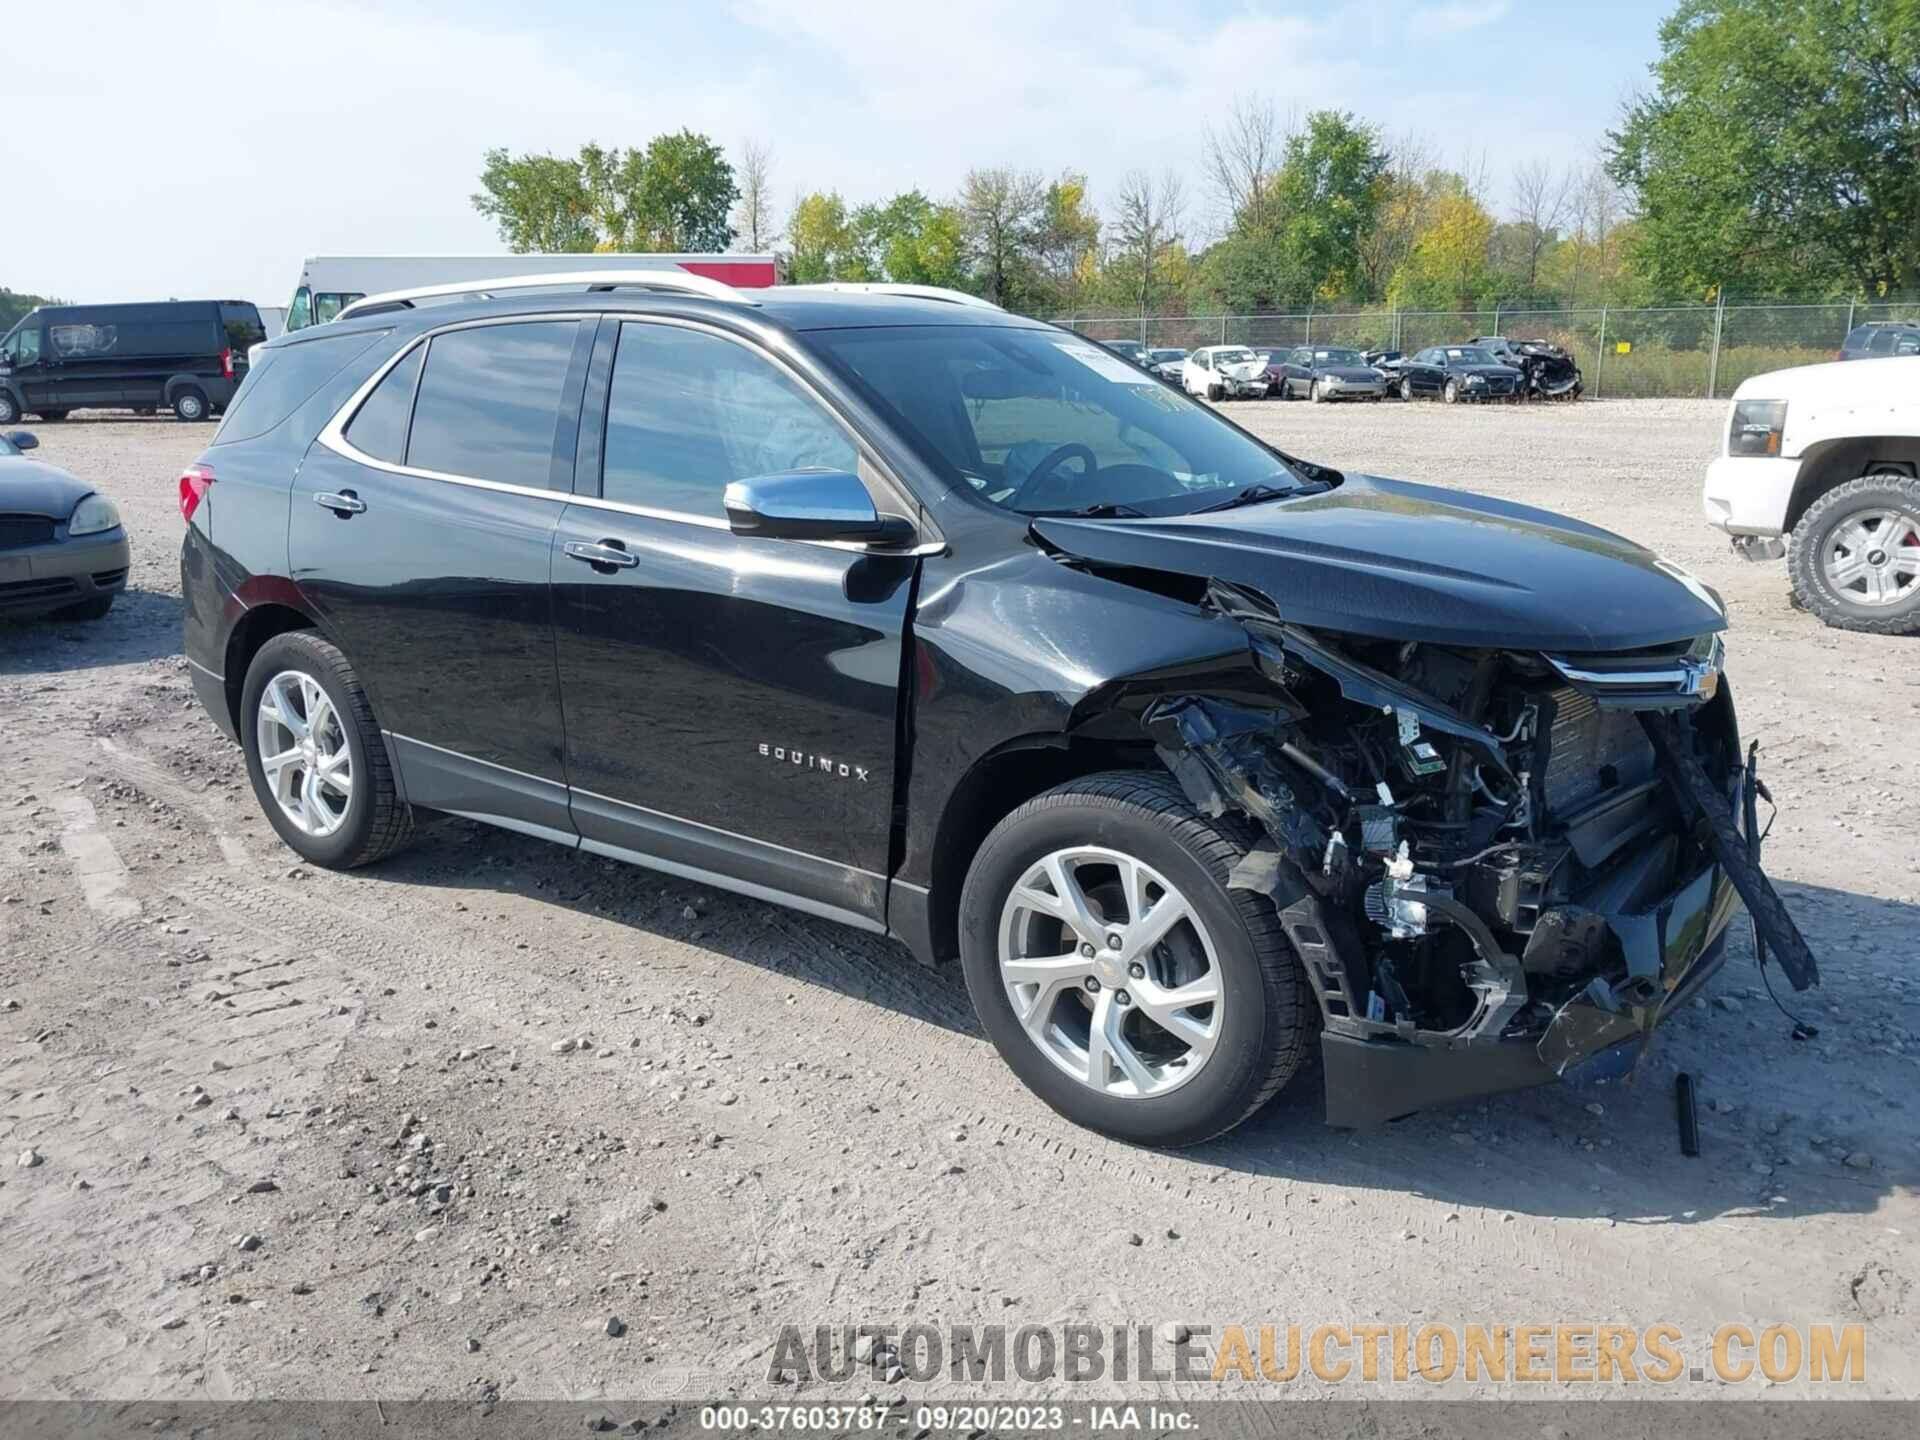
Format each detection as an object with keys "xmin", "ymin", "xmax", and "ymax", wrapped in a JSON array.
[
  {"xmin": 172, "ymin": 387, "xmax": 209, "ymax": 422},
  {"xmin": 240, "ymin": 630, "xmax": 414, "ymax": 868},
  {"xmin": 1206, "ymin": 382, "xmax": 1222, "ymax": 402},
  {"xmin": 958, "ymin": 770, "xmax": 1312, "ymax": 1148},
  {"xmin": 0, "ymin": 391, "xmax": 19, "ymax": 425},
  {"xmin": 1398, "ymin": 377, "xmax": 1413, "ymax": 401},
  {"xmin": 1786, "ymin": 470, "xmax": 1920, "ymax": 635},
  {"xmin": 1443, "ymin": 379, "xmax": 1460, "ymax": 404},
  {"xmin": 51, "ymin": 595, "xmax": 113, "ymax": 621}
]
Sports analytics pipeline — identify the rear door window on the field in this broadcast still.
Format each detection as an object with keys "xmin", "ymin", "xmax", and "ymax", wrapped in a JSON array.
[
  {"xmin": 1868, "ymin": 329, "xmax": 1897, "ymax": 355},
  {"xmin": 405, "ymin": 321, "xmax": 580, "ymax": 486},
  {"xmin": 212, "ymin": 330, "xmax": 389, "ymax": 445}
]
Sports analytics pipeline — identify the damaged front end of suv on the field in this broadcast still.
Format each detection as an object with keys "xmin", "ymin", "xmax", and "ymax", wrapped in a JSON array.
[{"xmin": 1127, "ymin": 582, "xmax": 1818, "ymax": 1126}]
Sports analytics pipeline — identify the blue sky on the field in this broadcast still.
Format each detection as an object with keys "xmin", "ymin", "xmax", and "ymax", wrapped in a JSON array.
[{"xmin": 3, "ymin": 0, "xmax": 1676, "ymax": 308}]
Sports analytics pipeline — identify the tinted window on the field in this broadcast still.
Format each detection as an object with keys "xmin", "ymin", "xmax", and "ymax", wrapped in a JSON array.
[
  {"xmin": 406, "ymin": 321, "xmax": 579, "ymax": 485},
  {"xmin": 602, "ymin": 322, "xmax": 858, "ymax": 520},
  {"xmin": 221, "ymin": 303, "xmax": 267, "ymax": 352},
  {"xmin": 1867, "ymin": 328, "xmax": 1897, "ymax": 355},
  {"xmin": 212, "ymin": 330, "xmax": 389, "ymax": 446},
  {"xmin": 119, "ymin": 318, "xmax": 217, "ymax": 356},
  {"xmin": 344, "ymin": 343, "xmax": 424, "ymax": 463}
]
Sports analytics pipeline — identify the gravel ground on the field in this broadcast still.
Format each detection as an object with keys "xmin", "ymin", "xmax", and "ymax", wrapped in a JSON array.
[{"xmin": 1, "ymin": 400, "xmax": 1915, "ymax": 1404}]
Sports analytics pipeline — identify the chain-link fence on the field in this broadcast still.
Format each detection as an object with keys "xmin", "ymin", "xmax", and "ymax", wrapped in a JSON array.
[{"xmin": 1061, "ymin": 299, "xmax": 1920, "ymax": 399}]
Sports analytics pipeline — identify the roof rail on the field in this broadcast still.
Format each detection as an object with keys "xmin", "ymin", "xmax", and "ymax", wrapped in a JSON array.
[
  {"xmin": 335, "ymin": 269, "xmax": 756, "ymax": 322},
  {"xmin": 787, "ymin": 282, "xmax": 1001, "ymax": 311}
]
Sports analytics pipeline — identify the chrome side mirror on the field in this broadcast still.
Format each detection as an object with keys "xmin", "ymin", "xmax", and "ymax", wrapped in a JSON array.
[{"xmin": 722, "ymin": 470, "xmax": 915, "ymax": 545}]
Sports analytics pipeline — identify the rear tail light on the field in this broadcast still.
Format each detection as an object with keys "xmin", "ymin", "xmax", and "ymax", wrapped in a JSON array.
[
  {"xmin": 221, "ymin": 348, "xmax": 234, "ymax": 379},
  {"xmin": 179, "ymin": 463, "xmax": 214, "ymax": 523}
]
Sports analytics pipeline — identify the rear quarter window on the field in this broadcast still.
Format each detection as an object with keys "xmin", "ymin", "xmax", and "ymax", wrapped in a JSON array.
[
  {"xmin": 220, "ymin": 303, "xmax": 268, "ymax": 352},
  {"xmin": 211, "ymin": 330, "xmax": 390, "ymax": 446}
]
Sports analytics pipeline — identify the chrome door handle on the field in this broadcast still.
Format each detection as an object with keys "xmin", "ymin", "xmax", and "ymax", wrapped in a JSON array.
[
  {"xmin": 314, "ymin": 491, "xmax": 366, "ymax": 516},
  {"xmin": 564, "ymin": 539, "xmax": 638, "ymax": 569}
]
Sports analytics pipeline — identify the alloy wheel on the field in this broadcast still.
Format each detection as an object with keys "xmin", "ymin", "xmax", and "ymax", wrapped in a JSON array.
[
  {"xmin": 997, "ymin": 846, "xmax": 1223, "ymax": 1099},
  {"xmin": 1823, "ymin": 507, "xmax": 1920, "ymax": 606},
  {"xmin": 255, "ymin": 669, "xmax": 353, "ymax": 836}
]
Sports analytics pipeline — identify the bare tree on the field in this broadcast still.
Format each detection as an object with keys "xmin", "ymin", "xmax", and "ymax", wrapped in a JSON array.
[
  {"xmin": 1203, "ymin": 94, "xmax": 1291, "ymax": 234},
  {"xmin": 1354, "ymin": 131, "xmax": 1437, "ymax": 301},
  {"xmin": 959, "ymin": 167, "xmax": 1047, "ymax": 305},
  {"xmin": 1566, "ymin": 159, "xmax": 1631, "ymax": 307},
  {"xmin": 1509, "ymin": 158, "xmax": 1574, "ymax": 299},
  {"xmin": 1111, "ymin": 168, "xmax": 1187, "ymax": 315},
  {"xmin": 731, "ymin": 140, "xmax": 778, "ymax": 253}
]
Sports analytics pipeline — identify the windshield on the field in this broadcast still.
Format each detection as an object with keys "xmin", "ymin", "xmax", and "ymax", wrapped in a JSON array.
[
  {"xmin": 1214, "ymin": 348, "xmax": 1256, "ymax": 365},
  {"xmin": 1313, "ymin": 348, "xmax": 1364, "ymax": 365},
  {"xmin": 810, "ymin": 325, "xmax": 1304, "ymax": 517},
  {"xmin": 1445, "ymin": 347, "xmax": 1497, "ymax": 365}
]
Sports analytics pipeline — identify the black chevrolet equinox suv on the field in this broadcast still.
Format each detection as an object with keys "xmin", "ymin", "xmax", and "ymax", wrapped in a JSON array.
[{"xmin": 180, "ymin": 274, "xmax": 1816, "ymax": 1146}]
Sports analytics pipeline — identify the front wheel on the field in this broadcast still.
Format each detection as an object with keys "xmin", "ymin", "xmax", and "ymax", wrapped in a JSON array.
[
  {"xmin": 0, "ymin": 391, "xmax": 19, "ymax": 425},
  {"xmin": 1206, "ymin": 382, "xmax": 1222, "ymax": 402},
  {"xmin": 1443, "ymin": 379, "xmax": 1460, "ymax": 404},
  {"xmin": 240, "ymin": 630, "xmax": 415, "ymax": 867},
  {"xmin": 958, "ymin": 772, "xmax": 1311, "ymax": 1147},
  {"xmin": 1787, "ymin": 470, "xmax": 1920, "ymax": 634},
  {"xmin": 1398, "ymin": 377, "xmax": 1413, "ymax": 401}
]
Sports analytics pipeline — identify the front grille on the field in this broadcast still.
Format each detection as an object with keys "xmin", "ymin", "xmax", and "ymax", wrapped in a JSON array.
[
  {"xmin": 0, "ymin": 515, "xmax": 56, "ymax": 550},
  {"xmin": 1484, "ymin": 376, "xmax": 1515, "ymax": 395},
  {"xmin": 0, "ymin": 576, "xmax": 79, "ymax": 604}
]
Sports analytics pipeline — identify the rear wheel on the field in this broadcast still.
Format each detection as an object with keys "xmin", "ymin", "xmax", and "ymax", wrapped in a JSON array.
[
  {"xmin": 0, "ymin": 392, "xmax": 19, "ymax": 425},
  {"xmin": 958, "ymin": 771, "xmax": 1311, "ymax": 1147},
  {"xmin": 1787, "ymin": 470, "xmax": 1920, "ymax": 634},
  {"xmin": 172, "ymin": 387, "xmax": 209, "ymax": 422},
  {"xmin": 240, "ymin": 630, "xmax": 414, "ymax": 867}
]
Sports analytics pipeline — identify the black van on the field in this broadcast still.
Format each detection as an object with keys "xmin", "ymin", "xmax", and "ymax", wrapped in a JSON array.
[{"xmin": 0, "ymin": 300, "xmax": 267, "ymax": 424}]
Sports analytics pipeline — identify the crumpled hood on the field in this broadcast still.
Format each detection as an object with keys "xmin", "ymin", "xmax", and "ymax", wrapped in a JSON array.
[
  {"xmin": 0, "ymin": 457, "xmax": 94, "ymax": 517},
  {"xmin": 1219, "ymin": 361, "xmax": 1265, "ymax": 379},
  {"xmin": 1031, "ymin": 473, "xmax": 1727, "ymax": 652}
]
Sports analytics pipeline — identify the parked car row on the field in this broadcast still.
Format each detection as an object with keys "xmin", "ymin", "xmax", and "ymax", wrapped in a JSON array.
[{"xmin": 1097, "ymin": 335, "xmax": 1586, "ymax": 404}]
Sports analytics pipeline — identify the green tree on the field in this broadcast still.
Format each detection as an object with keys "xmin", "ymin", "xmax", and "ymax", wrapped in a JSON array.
[
  {"xmin": 1608, "ymin": 0, "xmax": 1920, "ymax": 297},
  {"xmin": 1, "ymin": 288, "xmax": 58, "ymax": 332},
  {"xmin": 472, "ymin": 148, "xmax": 597, "ymax": 252},
  {"xmin": 783, "ymin": 191, "xmax": 867, "ymax": 282},
  {"xmin": 851, "ymin": 191, "xmax": 968, "ymax": 287},
  {"xmin": 473, "ymin": 133, "xmax": 737, "ymax": 253},
  {"xmin": 1030, "ymin": 173, "xmax": 1101, "ymax": 312},
  {"xmin": 959, "ymin": 168, "xmax": 1046, "ymax": 307},
  {"xmin": 1270, "ymin": 110, "xmax": 1388, "ymax": 300},
  {"xmin": 1388, "ymin": 178, "xmax": 1497, "ymax": 310}
]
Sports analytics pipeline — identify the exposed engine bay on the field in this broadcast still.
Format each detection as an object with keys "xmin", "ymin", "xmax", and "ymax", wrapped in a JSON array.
[{"xmin": 1138, "ymin": 581, "xmax": 1819, "ymax": 1125}]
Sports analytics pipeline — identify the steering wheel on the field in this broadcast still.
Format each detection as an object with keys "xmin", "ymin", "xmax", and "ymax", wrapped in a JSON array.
[{"xmin": 1006, "ymin": 443, "xmax": 1098, "ymax": 511}]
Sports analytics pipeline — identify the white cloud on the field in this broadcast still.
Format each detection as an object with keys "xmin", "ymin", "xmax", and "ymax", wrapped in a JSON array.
[
  {"xmin": 1408, "ymin": 1, "xmax": 1514, "ymax": 35},
  {"xmin": 0, "ymin": 0, "xmax": 1619, "ymax": 308}
]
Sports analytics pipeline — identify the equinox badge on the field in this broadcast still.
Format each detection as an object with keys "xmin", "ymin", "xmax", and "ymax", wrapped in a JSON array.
[{"xmin": 758, "ymin": 742, "xmax": 869, "ymax": 782}]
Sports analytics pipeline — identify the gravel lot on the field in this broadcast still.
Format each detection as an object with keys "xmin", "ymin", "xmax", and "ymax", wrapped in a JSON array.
[{"xmin": 1, "ymin": 399, "xmax": 1915, "ymax": 1404}]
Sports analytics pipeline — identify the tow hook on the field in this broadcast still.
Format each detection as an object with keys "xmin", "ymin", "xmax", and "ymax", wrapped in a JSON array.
[{"xmin": 1730, "ymin": 535, "xmax": 1786, "ymax": 562}]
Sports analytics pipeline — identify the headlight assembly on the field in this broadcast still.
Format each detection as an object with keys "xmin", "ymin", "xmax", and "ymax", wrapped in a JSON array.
[
  {"xmin": 1729, "ymin": 399, "xmax": 1787, "ymax": 457},
  {"xmin": 69, "ymin": 494, "xmax": 122, "ymax": 536}
]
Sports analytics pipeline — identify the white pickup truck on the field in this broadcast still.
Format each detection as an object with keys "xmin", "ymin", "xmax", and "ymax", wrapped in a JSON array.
[{"xmin": 1703, "ymin": 356, "xmax": 1920, "ymax": 633}]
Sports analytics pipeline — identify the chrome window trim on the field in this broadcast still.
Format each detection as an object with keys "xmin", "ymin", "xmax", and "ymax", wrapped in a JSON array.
[{"xmin": 316, "ymin": 311, "xmax": 937, "ymax": 552}]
